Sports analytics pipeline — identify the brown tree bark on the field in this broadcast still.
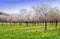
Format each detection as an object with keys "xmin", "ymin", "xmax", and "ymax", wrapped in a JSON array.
[
  {"xmin": 45, "ymin": 21, "xmax": 47, "ymax": 30},
  {"xmin": 55, "ymin": 21, "xmax": 58, "ymax": 29}
]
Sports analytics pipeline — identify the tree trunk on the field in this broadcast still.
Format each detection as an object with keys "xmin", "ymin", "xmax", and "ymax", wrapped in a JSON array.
[
  {"xmin": 45, "ymin": 21, "xmax": 47, "ymax": 30},
  {"xmin": 55, "ymin": 21, "xmax": 58, "ymax": 29},
  {"xmin": 19, "ymin": 23, "xmax": 22, "ymax": 26},
  {"xmin": 26, "ymin": 22, "xmax": 28, "ymax": 27}
]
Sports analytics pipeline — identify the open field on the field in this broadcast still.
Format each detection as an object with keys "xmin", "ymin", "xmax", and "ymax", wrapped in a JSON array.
[
  {"xmin": 0, "ymin": 23, "xmax": 60, "ymax": 39},
  {"xmin": 0, "ymin": 0, "xmax": 60, "ymax": 39},
  {"xmin": 0, "ymin": 28, "xmax": 60, "ymax": 39}
]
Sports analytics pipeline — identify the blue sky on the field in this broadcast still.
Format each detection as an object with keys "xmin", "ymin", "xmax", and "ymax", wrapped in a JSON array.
[{"xmin": 0, "ymin": 0, "xmax": 60, "ymax": 14}]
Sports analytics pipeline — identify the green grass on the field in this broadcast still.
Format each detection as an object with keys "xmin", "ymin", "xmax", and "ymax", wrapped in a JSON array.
[
  {"xmin": 0, "ymin": 23, "xmax": 60, "ymax": 39},
  {"xmin": 0, "ymin": 28, "xmax": 60, "ymax": 39}
]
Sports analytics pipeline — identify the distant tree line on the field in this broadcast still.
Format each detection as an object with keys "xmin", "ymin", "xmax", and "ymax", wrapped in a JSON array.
[{"xmin": 0, "ymin": 4, "xmax": 60, "ymax": 30}]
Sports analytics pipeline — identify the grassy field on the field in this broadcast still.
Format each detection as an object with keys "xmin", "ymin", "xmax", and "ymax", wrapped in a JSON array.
[{"xmin": 0, "ymin": 23, "xmax": 60, "ymax": 39}]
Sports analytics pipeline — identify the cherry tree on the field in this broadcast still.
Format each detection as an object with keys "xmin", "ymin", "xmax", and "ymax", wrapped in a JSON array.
[
  {"xmin": 32, "ymin": 4, "xmax": 54, "ymax": 30},
  {"xmin": 19, "ymin": 9, "xmax": 29, "ymax": 26}
]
